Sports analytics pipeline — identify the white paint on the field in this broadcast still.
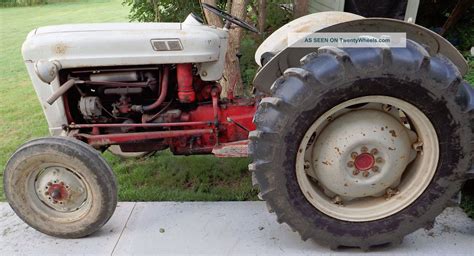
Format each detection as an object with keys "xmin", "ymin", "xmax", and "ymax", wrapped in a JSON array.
[
  {"xmin": 254, "ymin": 11, "xmax": 364, "ymax": 66},
  {"xmin": 1, "ymin": 202, "xmax": 472, "ymax": 255}
]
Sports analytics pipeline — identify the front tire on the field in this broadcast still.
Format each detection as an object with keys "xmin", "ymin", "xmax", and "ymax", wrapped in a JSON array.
[
  {"xmin": 250, "ymin": 41, "xmax": 473, "ymax": 249},
  {"xmin": 4, "ymin": 136, "xmax": 117, "ymax": 238}
]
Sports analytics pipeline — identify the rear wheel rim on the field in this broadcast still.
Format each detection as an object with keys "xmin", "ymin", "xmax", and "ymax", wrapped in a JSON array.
[{"xmin": 295, "ymin": 96, "xmax": 439, "ymax": 222}]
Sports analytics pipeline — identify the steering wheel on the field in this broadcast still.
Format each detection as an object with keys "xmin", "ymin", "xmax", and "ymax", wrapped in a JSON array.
[{"xmin": 202, "ymin": 3, "xmax": 260, "ymax": 33}]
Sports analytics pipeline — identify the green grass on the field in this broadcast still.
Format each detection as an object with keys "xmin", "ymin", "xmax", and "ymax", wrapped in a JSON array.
[{"xmin": 0, "ymin": 0, "xmax": 256, "ymax": 201}]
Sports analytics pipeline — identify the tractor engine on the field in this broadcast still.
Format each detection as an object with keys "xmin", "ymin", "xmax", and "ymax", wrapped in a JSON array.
[{"xmin": 61, "ymin": 64, "xmax": 255, "ymax": 155}]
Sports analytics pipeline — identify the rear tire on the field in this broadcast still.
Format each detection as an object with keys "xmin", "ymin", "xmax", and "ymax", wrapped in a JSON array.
[
  {"xmin": 249, "ymin": 41, "xmax": 473, "ymax": 249},
  {"xmin": 4, "ymin": 136, "xmax": 117, "ymax": 238}
]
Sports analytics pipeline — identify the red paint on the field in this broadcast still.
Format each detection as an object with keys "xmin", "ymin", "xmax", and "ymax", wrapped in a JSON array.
[
  {"xmin": 78, "ymin": 129, "xmax": 213, "ymax": 147},
  {"xmin": 69, "ymin": 121, "xmax": 211, "ymax": 129},
  {"xmin": 142, "ymin": 66, "xmax": 169, "ymax": 112},
  {"xmin": 177, "ymin": 63, "xmax": 196, "ymax": 103},
  {"xmin": 48, "ymin": 183, "xmax": 69, "ymax": 201},
  {"xmin": 354, "ymin": 153, "xmax": 375, "ymax": 171},
  {"xmin": 68, "ymin": 66, "xmax": 257, "ymax": 157}
]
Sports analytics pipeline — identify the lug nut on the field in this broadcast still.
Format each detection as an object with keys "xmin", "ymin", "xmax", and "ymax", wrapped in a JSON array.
[
  {"xmin": 370, "ymin": 148, "xmax": 378, "ymax": 155},
  {"xmin": 351, "ymin": 152, "xmax": 358, "ymax": 159},
  {"xmin": 47, "ymin": 182, "xmax": 52, "ymax": 186},
  {"xmin": 372, "ymin": 166, "xmax": 379, "ymax": 172},
  {"xmin": 353, "ymin": 170, "xmax": 360, "ymax": 175},
  {"xmin": 361, "ymin": 146, "xmax": 368, "ymax": 153},
  {"xmin": 332, "ymin": 195, "xmax": 343, "ymax": 205},
  {"xmin": 376, "ymin": 157, "xmax": 384, "ymax": 164},
  {"xmin": 362, "ymin": 171, "xmax": 369, "ymax": 177},
  {"xmin": 347, "ymin": 161, "xmax": 354, "ymax": 168}
]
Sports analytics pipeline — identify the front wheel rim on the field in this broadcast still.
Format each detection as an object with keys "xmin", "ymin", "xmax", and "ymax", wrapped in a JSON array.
[
  {"xmin": 296, "ymin": 96, "xmax": 439, "ymax": 222},
  {"xmin": 27, "ymin": 163, "xmax": 93, "ymax": 221}
]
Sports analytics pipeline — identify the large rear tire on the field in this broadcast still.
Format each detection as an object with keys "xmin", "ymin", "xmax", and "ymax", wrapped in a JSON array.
[
  {"xmin": 249, "ymin": 40, "xmax": 473, "ymax": 249},
  {"xmin": 4, "ymin": 136, "xmax": 117, "ymax": 238}
]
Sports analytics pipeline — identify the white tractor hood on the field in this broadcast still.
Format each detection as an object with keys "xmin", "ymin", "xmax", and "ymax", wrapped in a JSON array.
[{"xmin": 22, "ymin": 21, "xmax": 228, "ymax": 69}]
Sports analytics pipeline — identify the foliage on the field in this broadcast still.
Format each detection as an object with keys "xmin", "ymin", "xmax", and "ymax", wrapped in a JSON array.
[
  {"xmin": 122, "ymin": 0, "xmax": 202, "ymax": 22},
  {"xmin": 0, "ymin": 0, "xmax": 47, "ymax": 7},
  {"xmin": 417, "ymin": 0, "xmax": 474, "ymax": 55}
]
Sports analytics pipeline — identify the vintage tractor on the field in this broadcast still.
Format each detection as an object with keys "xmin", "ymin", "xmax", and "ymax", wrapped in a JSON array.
[{"xmin": 4, "ymin": 3, "xmax": 473, "ymax": 250}]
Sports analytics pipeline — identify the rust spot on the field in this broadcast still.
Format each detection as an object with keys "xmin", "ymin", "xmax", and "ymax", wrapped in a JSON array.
[
  {"xmin": 389, "ymin": 130, "xmax": 397, "ymax": 137},
  {"xmin": 334, "ymin": 147, "xmax": 341, "ymax": 155},
  {"xmin": 388, "ymin": 147, "xmax": 396, "ymax": 150},
  {"xmin": 322, "ymin": 161, "xmax": 330, "ymax": 166},
  {"xmin": 381, "ymin": 127, "xmax": 385, "ymax": 131},
  {"xmin": 344, "ymin": 183, "xmax": 348, "ymax": 187},
  {"xmin": 53, "ymin": 43, "xmax": 69, "ymax": 55}
]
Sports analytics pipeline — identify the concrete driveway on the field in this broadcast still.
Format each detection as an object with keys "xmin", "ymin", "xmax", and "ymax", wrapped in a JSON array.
[{"xmin": 0, "ymin": 202, "xmax": 473, "ymax": 255}]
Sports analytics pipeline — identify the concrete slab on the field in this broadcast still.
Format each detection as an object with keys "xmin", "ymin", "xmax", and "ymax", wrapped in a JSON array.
[
  {"xmin": 0, "ymin": 202, "xmax": 135, "ymax": 255},
  {"xmin": 113, "ymin": 202, "xmax": 474, "ymax": 255},
  {"xmin": 0, "ymin": 202, "xmax": 473, "ymax": 255}
]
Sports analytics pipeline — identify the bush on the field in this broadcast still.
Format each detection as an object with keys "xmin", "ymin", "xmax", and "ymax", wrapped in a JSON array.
[{"xmin": 0, "ymin": 0, "xmax": 48, "ymax": 7}]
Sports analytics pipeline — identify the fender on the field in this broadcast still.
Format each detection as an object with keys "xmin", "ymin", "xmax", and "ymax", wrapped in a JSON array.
[{"xmin": 254, "ymin": 17, "xmax": 469, "ymax": 94}]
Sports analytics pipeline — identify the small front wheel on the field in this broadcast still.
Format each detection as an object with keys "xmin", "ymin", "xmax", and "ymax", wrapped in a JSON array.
[{"xmin": 4, "ymin": 137, "xmax": 117, "ymax": 238}]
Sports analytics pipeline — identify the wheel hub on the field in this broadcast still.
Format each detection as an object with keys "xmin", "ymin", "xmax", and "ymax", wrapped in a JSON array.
[
  {"xmin": 35, "ymin": 166, "xmax": 87, "ymax": 212},
  {"xmin": 353, "ymin": 153, "xmax": 375, "ymax": 171},
  {"xmin": 308, "ymin": 109, "xmax": 417, "ymax": 199}
]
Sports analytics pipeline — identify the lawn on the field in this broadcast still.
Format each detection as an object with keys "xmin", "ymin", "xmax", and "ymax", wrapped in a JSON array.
[{"xmin": 0, "ymin": 0, "xmax": 256, "ymax": 201}]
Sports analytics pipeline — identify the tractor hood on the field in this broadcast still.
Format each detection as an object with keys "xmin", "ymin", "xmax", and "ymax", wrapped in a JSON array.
[
  {"xmin": 33, "ymin": 23, "xmax": 182, "ymax": 34},
  {"xmin": 22, "ymin": 18, "xmax": 228, "ymax": 80}
]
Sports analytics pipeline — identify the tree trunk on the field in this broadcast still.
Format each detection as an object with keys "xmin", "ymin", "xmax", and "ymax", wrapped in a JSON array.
[
  {"xmin": 257, "ymin": 0, "xmax": 267, "ymax": 33},
  {"xmin": 293, "ymin": 0, "xmax": 309, "ymax": 18},
  {"xmin": 221, "ymin": 0, "xmax": 248, "ymax": 97},
  {"xmin": 201, "ymin": 0, "xmax": 224, "ymax": 28}
]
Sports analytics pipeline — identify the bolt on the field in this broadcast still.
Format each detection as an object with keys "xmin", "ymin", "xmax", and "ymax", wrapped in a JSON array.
[
  {"xmin": 412, "ymin": 141, "xmax": 423, "ymax": 152},
  {"xmin": 372, "ymin": 166, "xmax": 379, "ymax": 172},
  {"xmin": 385, "ymin": 187, "xmax": 399, "ymax": 199},
  {"xmin": 383, "ymin": 104, "xmax": 392, "ymax": 112},
  {"xmin": 351, "ymin": 152, "xmax": 358, "ymax": 159},
  {"xmin": 327, "ymin": 116, "xmax": 333, "ymax": 122},
  {"xmin": 376, "ymin": 157, "xmax": 384, "ymax": 164},
  {"xmin": 370, "ymin": 148, "xmax": 378, "ymax": 155},
  {"xmin": 361, "ymin": 146, "xmax": 368, "ymax": 153},
  {"xmin": 353, "ymin": 170, "xmax": 360, "ymax": 175},
  {"xmin": 304, "ymin": 161, "xmax": 310, "ymax": 169},
  {"xmin": 347, "ymin": 161, "xmax": 354, "ymax": 168},
  {"xmin": 332, "ymin": 195, "xmax": 343, "ymax": 205},
  {"xmin": 362, "ymin": 171, "xmax": 369, "ymax": 177}
]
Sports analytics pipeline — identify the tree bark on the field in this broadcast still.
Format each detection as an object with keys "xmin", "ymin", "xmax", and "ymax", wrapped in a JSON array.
[
  {"xmin": 293, "ymin": 0, "xmax": 309, "ymax": 18},
  {"xmin": 221, "ymin": 0, "xmax": 248, "ymax": 97},
  {"xmin": 257, "ymin": 0, "xmax": 267, "ymax": 33},
  {"xmin": 201, "ymin": 0, "xmax": 224, "ymax": 28}
]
